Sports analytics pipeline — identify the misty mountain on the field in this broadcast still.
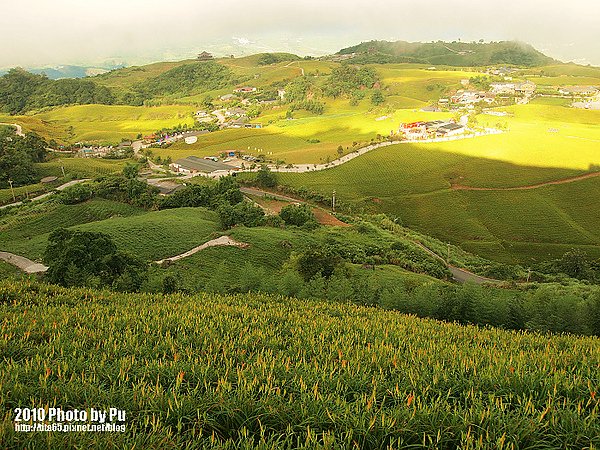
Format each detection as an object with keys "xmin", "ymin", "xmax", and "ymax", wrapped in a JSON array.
[{"xmin": 337, "ymin": 40, "xmax": 556, "ymax": 67}]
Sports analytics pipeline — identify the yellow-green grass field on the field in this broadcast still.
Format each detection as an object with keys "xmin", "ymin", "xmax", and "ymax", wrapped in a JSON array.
[
  {"xmin": 2, "ymin": 280, "xmax": 599, "ymax": 448},
  {"xmin": 5, "ymin": 104, "xmax": 197, "ymax": 144},
  {"xmin": 449, "ymin": 103, "xmax": 600, "ymax": 170}
]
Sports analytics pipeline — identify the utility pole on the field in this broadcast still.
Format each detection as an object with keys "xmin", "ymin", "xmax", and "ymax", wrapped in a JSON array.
[
  {"xmin": 8, "ymin": 180, "xmax": 15, "ymax": 202},
  {"xmin": 332, "ymin": 190, "xmax": 336, "ymax": 212},
  {"xmin": 526, "ymin": 268, "xmax": 531, "ymax": 283}
]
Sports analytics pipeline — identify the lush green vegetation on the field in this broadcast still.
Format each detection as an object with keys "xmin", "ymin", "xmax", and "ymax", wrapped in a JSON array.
[
  {"xmin": 0, "ymin": 68, "xmax": 114, "ymax": 114},
  {"xmin": 44, "ymin": 229, "xmax": 147, "ymax": 291},
  {"xmin": 131, "ymin": 61, "xmax": 234, "ymax": 104},
  {"xmin": 0, "ymin": 128, "xmax": 48, "ymax": 187},
  {"xmin": 1, "ymin": 280, "xmax": 599, "ymax": 448}
]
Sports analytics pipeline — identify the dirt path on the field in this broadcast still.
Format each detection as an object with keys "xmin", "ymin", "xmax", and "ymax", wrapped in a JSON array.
[
  {"xmin": 241, "ymin": 187, "xmax": 349, "ymax": 227},
  {"xmin": 155, "ymin": 236, "xmax": 249, "ymax": 265},
  {"xmin": 0, "ymin": 252, "xmax": 48, "ymax": 274},
  {"xmin": 452, "ymin": 171, "xmax": 600, "ymax": 191}
]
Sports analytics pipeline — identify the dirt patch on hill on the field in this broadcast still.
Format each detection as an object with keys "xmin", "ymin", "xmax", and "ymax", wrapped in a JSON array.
[{"xmin": 312, "ymin": 208, "xmax": 350, "ymax": 227}]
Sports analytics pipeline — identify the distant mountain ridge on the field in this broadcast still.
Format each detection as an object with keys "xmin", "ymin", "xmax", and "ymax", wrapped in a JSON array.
[
  {"xmin": 337, "ymin": 40, "xmax": 556, "ymax": 67},
  {"xmin": 0, "ymin": 64, "xmax": 124, "ymax": 80}
]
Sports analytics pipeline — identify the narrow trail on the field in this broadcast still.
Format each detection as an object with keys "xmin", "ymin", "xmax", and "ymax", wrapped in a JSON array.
[
  {"xmin": 452, "ymin": 171, "xmax": 600, "ymax": 191},
  {"xmin": 155, "ymin": 236, "xmax": 249, "ymax": 265},
  {"xmin": 0, "ymin": 252, "xmax": 48, "ymax": 274}
]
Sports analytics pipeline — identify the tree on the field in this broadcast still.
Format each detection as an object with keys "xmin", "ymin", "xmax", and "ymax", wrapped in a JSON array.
[
  {"xmin": 558, "ymin": 249, "xmax": 591, "ymax": 280},
  {"xmin": 279, "ymin": 204, "xmax": 318, "ymax": 228},
  {"xmin": 217, "ymin": 201, "xmax": 265, "ymax": 229},
  {"xmin": 43, "ymin": 229, "xmax": 147, "ymax": 291},
  {"xmin": 337, "ymin": 146, "xmax": 344, "ymax": 157},
  {"xmin": 296, "ymin": 246, "xmax": 342, "ymax": 281},
  {"xmin": 162, "ymin": 275, "xmax": 177, "ymax": 294},
  {"xmin": 371, "ymin": 90, "xmax": 385, "ymax": 105},
  {"xmin": 123, "ymin": 163, "xmax": 140, "ymax": 179},
  {"xmin": 256, "ymin": 165, "xmax": 277, "ymax": 188}
]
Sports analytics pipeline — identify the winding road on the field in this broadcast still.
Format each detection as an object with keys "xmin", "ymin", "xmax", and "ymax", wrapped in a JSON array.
[{"xmin": 155, "ymin": 236, "xmax": 249, "ymax": 265}]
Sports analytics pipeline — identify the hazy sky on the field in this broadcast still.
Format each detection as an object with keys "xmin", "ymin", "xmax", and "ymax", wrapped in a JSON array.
[{"xmin": 1, "ymin": 0, "xmax": 599, "ymax": 69}]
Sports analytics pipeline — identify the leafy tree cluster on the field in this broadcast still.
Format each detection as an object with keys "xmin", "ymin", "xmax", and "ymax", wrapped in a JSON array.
[
  {"xmin": 256, "ymin": 165, "xmax": 278, "ymax": 188},
  {"xmin": 44, "ymin": 229, "xmax": 147, "ymax": 292},
  {"xmin": 0, "ymin": 68, "xmax": 114, "ymax": 114},
  {"xmin": 159, "ymin": 176, "xmax": 243, "ymax": 210},
  {"xmin": 289, "ymin": 100, "xmax": 325, "ymax": 115},
  {"xmin": 217, "ymin": 201, "xmax": 265, "ymax": 229},
  {"xmin": 257, "ymin": 53, "xmax": 300, "ymax": 65},
  {"xmin": 537, "ymin": 249, "xmax": 600, "ymax": 283},
  {"xmin": 279, "ymin": 204, "xmax": 318, "ymax": 228},
  {"xmin": 336, "ymin": 40, "xmax": 554, "ymax": 67},
  {"xmin": 130, "ymin": 62, "xmax": 233, "ymax": 102},
  {"xmin": 323, "ymin": 65, "xmax": 379, "ymax": 98},
  {"xmin": 284, "ymin": 76, "xmax": 315, "ymax": 102},
  {"xmin": 0, "ymin": 128, "xmax": 48, "ymax": 187},
  {"xmin": 193, "ymin": 258, "xmax": 600, "ymax": 337}
]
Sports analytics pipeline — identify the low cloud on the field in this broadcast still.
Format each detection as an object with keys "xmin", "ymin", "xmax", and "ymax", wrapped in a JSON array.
[{"xmin": 1, "ymin": 0, "xmax": 598, "ymax": 68}]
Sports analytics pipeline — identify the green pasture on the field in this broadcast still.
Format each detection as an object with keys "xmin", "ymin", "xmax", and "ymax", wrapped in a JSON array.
[
  {"xmin": 0, "ymin": 203, "xmax": 219, "ymax": 262},
  {"xmin": 73, "ymin": 207, "xmax": 219, "ymax": 261}
]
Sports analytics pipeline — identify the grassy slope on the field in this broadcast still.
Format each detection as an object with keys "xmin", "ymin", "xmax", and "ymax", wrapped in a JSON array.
[
  {"xmin": 1, "ymin": 280, "xmax": 598, "ymax": 448},
  {"xmin": 34, "ymin": 104, "xmax": 197, "ymax": 144},
  {"xmin": 0, "ymin": 204, "xmax": 219, "ymax": 262},
  {"xmin": 277, "ymin": 142, "xmax": 600, "ymax": 263},
  {"xmin": 0, "ymin": 199, "xmax": 146, "ymax": 260}
]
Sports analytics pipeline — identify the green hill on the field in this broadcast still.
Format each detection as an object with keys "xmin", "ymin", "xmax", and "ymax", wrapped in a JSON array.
[
  {"xmin": 1, "ymin": 280, "xmax": 599, "ymax": 448},
  {"xmin": 338, "ymin": 40, "xmax": 556, "ymax": 67}
]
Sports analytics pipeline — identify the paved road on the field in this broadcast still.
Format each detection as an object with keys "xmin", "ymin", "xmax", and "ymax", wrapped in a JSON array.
[
  {"xmin": 0, "ymin": 179, "xmax": 90, "ymax": 210},
  {"xmin": 0, "ymin": 251, "xmax": 48, "ymax": 273}
]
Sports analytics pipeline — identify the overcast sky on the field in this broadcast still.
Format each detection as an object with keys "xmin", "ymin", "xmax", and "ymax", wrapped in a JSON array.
[{"xmin": 1, "ymin": 0, "xmax": 599, "ymax": 69}]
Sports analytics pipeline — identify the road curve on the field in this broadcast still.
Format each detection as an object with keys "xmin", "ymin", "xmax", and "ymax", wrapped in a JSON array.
[
  {"xmin": 0, "ymin": 123, "xmax": 24, "ymax": 137},
  {"xmin": 155, "ymin": 235, "xmax": 249, "ymax": 265}
]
